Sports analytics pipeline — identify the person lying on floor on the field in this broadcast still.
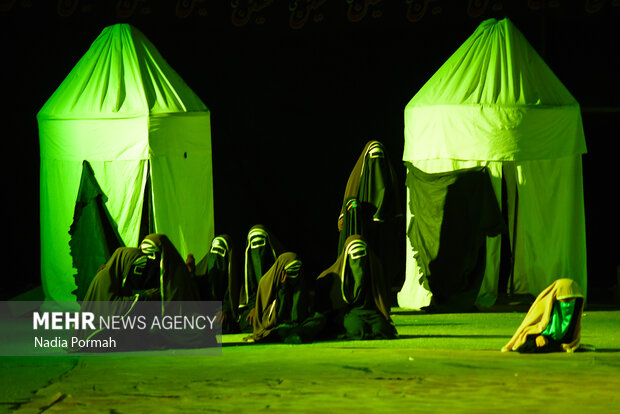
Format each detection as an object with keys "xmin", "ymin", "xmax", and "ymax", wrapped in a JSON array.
[
  {"xmin": 501, "ymin": 278, "xmax": 585, "ymax": 353},
  {"xmin": 187, "ymin": 234, "xmax": 241, "ymax": 333},
  {"xmin": 245, "ymin": 252, "xmax": 325, "ymax": 344},
  {"xmin": 316, "ymin": 235, "xmax": 397, "ymax": 340},
  {"xmin": 237, "ymin": 224, "xmax": 285, "ymax": 332}
]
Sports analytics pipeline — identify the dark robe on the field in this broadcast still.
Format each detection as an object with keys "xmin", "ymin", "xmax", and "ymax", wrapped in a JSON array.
[
  {"xmin": 80, "ymin": 246, "xmax": 145, "ymax": 316},
  {"xmin": 238, "ymin": 224, "xmax": 285, "ymax": 332},
  {"xmin": 194, "ymin": 234, "xmax": 241, "ymax": 333},
  {"xmin": 317, "ymin": 235, "xmax": 396, "ymax": 340},
  {"xmin": 338, "ymin": 140, "xmax": 404, "ymax": 295},
  {"xmin": 406, "ymin": 164, "xmax": 506, "ymax": 313},
  {"xmin": 77, "ymin": 234, "xmax": 207, "ymax": 351},
  {"xmin": 248, "ymin": 252, "xmax": 325, "ymax": 343}
]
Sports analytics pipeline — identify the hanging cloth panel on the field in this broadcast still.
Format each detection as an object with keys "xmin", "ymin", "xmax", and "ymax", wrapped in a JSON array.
[
  {"xmin": 148, "ymin": 112, "xmax": 213, "ymax": 264},
  {"xmin": 39, "ymin": 158, "xmax": 147, "ymax": 302},
  {"xmin": 398, "ymin": 159, "xmax": 504, "ymax": 309},
  {"xmin": 405, "ymin": 164, "xmax": 505, "ymax": 312},
  {"xmin": 510, "ymin": 155, "xmax": 588, "ymax": 297},
  {"xmin": 69, "ymin": 161, "xmax": 124, "ymax": 301}
]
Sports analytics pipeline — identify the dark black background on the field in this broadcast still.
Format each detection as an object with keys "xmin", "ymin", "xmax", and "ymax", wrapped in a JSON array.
[{"xmin": 2, "ymin": 0, "xmax": 618, "ymax": 302}]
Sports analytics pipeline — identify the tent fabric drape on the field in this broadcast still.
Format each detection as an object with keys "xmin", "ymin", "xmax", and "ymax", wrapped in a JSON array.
[
  {"xmin": 502, "ymin": 155, "xmax": 587, "ymax": 297},
  {"xmin": 398, "ymin": 156, "xmax": 588, "ymax": 309},
  {"xmin": 38, "ymin": 23, "xmax": 214, "ymax": 303},
  {"xmin": 405, "ymin": 164, "xmax": 505, "ymax": 312},
  {"xmin": 69, "ymin": 161, "xmax": 124, "ymax": 301}
]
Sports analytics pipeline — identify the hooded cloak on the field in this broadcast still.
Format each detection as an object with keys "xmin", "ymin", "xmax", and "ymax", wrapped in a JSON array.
[
  {"xmin": 239, "ymin": 225, "xmax": 285, "ymax": 308},
  {"xmin": 80, "ymin": 246, "xmax": 144, "ymax": 316},
  {"xmin": 238, "ymin": 225, "xmax": 285, "ymax": 332},
  {"xmin": 337, "ymin": 141, "xmax": 404, "ymax": 292},
  {"xmin": 502, "ymin": 278, "xmax": 585, "ymax": 353},
  {"xmin": 80, "ymin": 233, "xmax": 199, "ymax": 303},
  {"xmin": 77, "ymin": 234, "xmax": 205, "ymax": 351},
  {"xmin": 317, "ymin": 235, "xmax": 396, "ymax": 339},
  {"xmin": 248, "ymin": 253, "xmax": 309, "ymax": 341},
  {"xmin": 194, "ymin": 234, "xmax": 241, "ymax": 332},
  {"xmin": 339, "ymin": 141, "xmax": 402, "ymax": 226}
]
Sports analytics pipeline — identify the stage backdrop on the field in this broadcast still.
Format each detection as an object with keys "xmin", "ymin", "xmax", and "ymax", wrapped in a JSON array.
[{"xmin": 1, "ymin": 0, "xmax": 617, "ymax": 302}]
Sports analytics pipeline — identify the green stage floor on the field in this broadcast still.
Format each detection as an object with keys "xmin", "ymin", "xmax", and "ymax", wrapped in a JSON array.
[{"xmin": 2, "ymin": 309, "xmax": 620, "ymax": 413}]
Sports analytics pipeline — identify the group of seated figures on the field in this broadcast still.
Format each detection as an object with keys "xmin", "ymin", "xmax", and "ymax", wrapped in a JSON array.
[{"xmin": 79, "ymin": 141, "xmax": 586, "ymax": 353}]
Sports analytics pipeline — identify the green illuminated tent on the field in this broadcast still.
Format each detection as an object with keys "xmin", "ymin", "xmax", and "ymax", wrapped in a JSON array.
[
  {"xmin": 397, "ymin": 18, "xmax": 587, "ymax": 309},
  {"xmin": 38, "ymin": 24, "xmax": 214, "ymax": 303}
]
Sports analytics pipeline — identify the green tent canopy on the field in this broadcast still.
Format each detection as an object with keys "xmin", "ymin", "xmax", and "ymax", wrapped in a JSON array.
[
  {"xmin": 38, "ymin": 24, "xmax": 214, "ymax": 303},
  {"xmin": 398, "ymin": 18, "xmax": 587, "ymax": 309}
]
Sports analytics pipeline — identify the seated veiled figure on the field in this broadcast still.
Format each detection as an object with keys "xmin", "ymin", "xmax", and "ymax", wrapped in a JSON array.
[
  {"xmin": 337, "ymin": 140, "xmax": 404, "ymax": 295},
  {"xmin": 193, "ymin": 235, "xmax": 241, "ymax": 333},
  {"xmin": 83, "ymin": 233, "xmax": 199, "ymax": 304},
  {"xmin": 248, "ymin": 252, "xmax": 325, "ymax": 344},
  {"xmin": 77, "ymin": 234, "xmax": 204, "ymax": 351},
  {"xmin": 502, "ymin": 279, "xmax": 585, "ymax": 353},
  {"xmin": 316, "ymin": 235, "xmax": 397, "ymax": 340},
  {"xmin": 238, "ymin": 225, "xmax": 285, "ymax": 332}
]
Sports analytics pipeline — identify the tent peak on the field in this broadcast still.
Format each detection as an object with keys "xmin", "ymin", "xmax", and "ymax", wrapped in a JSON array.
[
  {"xmin": 403, "ymin": 16, "xmax": 586, "ymax": 162},
  {"xmin": 38, "ymin": 23, "xmax": 206, "ymax": 119}
]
